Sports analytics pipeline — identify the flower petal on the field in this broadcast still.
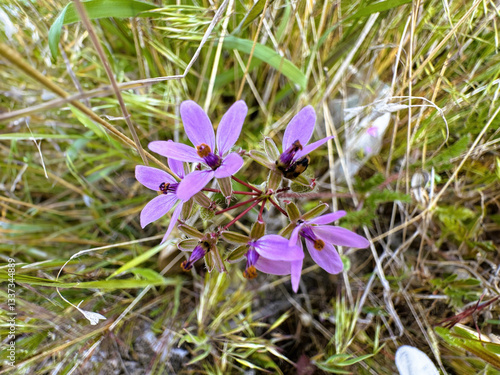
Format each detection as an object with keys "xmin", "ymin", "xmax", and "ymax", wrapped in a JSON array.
[
  {"xmin": 135, "ymin": 165, "xmax": 176, "ymax": 191},
  {"xmin": 255, "ymin": 257, "xmax": 291, "ymax": 275},
  {"xmin": 216, "ymin": 101, "xmax": 248, "ymax": 156},
  {"xmin": 149, "ymin": 141, "xmax": 202, "ymax": 163},
  {"xmin": 282, "ymin": 106, "xmax": 316, "ymax": 150},
  {"xmin": 309, "ymin": 211, "xmax": 346, "ymax": 225},
  {"xmin": 214, "ymin": 152, "xmax": 244, "ymax": 178},
  {"xmin": 176, "ymin": 170, "xmax": 214, "ymax": 201},
  {"xmin": 290, "ymin": 259, "xmax": 303, "ymax": 293},
  {"xmin": 180, "ymin": 100, "xmax": 215, "ymax": 149},
  {"xmin": 255, "ymin": 234, "xmax": 304, "ymax": 261},
  {"xmin": 140, "ymin": 194, "xmax": 177, "ymax": 228},
  {"xmin": 305, "ymin": 240, "xmax": 343, "ymax": 274},
  {"xmin": 313, "ymin": 226, "xmax": 370, "ymax": 248},
  {"xmin": 295, "ymin": 136, "xmax": 334, "ymax": 159},
  {"xmin": 168, "ymin": 157, "xmax": 185, "ymax": 179},
  {"xmin": 161, "ymin": 202, "xmax": 183, "ymax": 243},
  {"xmin": 288, "ymin": 224, "xmax": 302, "ymax": 246}
]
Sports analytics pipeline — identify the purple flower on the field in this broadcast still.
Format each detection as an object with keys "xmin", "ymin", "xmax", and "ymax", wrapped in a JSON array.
[
  {"xmin": 243, "ymin": 234, "xmax": 304, "ymax": 293},
  {"xmin": 135, "ymin": 158, "xmax": 187, "ymax": 243},
  {"xmin": 276, "ymin": 106, "xmax": 334, "ymax": 179},
  {"xmin": 289, "ymin": 211, "xmax": 370, "ymax": 274},
  {"xmin": 149, "ymin": 100, "xmax": 248, "ymax": 201},
  {"xmin": 180, "ymin": 239, "xmax": 211, "ymax": 271}
]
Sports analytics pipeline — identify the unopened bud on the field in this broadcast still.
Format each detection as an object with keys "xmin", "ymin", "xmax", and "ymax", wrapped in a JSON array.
[
  {"xmin": 302, "ymin": 203, "xmax": 329, "ymax": 221},
  {"xmin": 221, "ymin": 231, "xmax": 250, "ymax": 244},
  {"xmin": 263, "ymin": 137, "xmax": 280, "ymax": 161},
  {"xmin": 250, "ymin": 220, "xmax": 266, "ymax": 239},
  {"xmin": 285, "ymin": 202, "xmax": 301, "ymax": 222},
  {"xmin": 178, "ymin": 224, "xmax": 204, "ymax": 239}
]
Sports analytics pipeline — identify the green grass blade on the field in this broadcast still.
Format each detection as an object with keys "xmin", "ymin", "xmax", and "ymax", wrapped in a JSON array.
[
  {"xmin": 48, "ymin": 0, "xmax": 158, "ymax": 60},
  {"xmin": 107, "ymin": 241, "xmax": 170, "ymax": 280},
  {"xmin": 222, "ymin": 35, "xmax": 307, "ymax": 90}
]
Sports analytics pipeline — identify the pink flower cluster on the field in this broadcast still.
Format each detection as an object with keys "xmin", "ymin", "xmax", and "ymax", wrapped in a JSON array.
[{"xmin": 135, "ymin": 101, "xmax": 369, "ymax": 292}]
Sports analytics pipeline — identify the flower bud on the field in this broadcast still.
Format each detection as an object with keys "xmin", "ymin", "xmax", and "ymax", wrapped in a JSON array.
[
  {"xmin": 178, "ymin": 238, "xmax": 199, "ymax": 251},
  {"xmin": 285, "ymin": 202, "xmax": 301, "ymax": 222},
  {"xmin": 217, "ymin": 177, "xmax": 233, "ymax": 203},
  {"xmin": 181, "ymin": 199, "xmax": 193, "ymax": 220},
  {"xmin": 249, "ymin": 150, "xmax": 273, "ymax": 169},
  {"xmin": 193, "ymin": 191, "xmax": 212, "ymax": 208},
  {"xmin": 226, "ymin": 245, "xmax": 248, "ymax": 263},
  {"xmin": 250, "ymin": 220, "xmax": 265, "ymax": 239},
  {"xmin": 267, "ymin": 170, "xmax": 282, "ymax": 191},
  {"xmin": 302, "ymin": 203, "xmax": 329, "ymax": 220},
  {"xmin": 221, "ymin": 231, "xmax": 250, "ymax": 244},
  {"xmin": 178, "ymin": 224, "xmax": 204, "ymax": 239},
  {"xmin": 263, "ymin": 137, "xmax": 280, "ymax": 161}
]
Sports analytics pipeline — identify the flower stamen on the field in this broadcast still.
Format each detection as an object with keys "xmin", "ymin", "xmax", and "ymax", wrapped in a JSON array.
[
  {"xmin": 196, "ymin": 143, "xmax": 222, "ymax": 170},
  {"xmin": 314, "ymin": 239, "xmax": 325, "ymax": 250},
  {"xmin": 243, "ymin": 265, "xmax": 258, "ymax": 279},
  {"xmin": 159, "ymin": 182, "xmax": 178, "ymax": 194}
]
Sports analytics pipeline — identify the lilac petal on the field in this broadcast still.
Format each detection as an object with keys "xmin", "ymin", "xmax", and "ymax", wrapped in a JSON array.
[
  {"xmin": 136, "ymin": 165, "xmax": 176, "ymax": 191},
  {"xmin": 255, "ymin": 234, "xmax": 304, "ymax": 261},
  {"xmin": 255, "ymin": 257, "xmax": 291, "ymax": 275},
  {"xmin": 140, "ymin": 194, "xmax": 177, "ymax": 228},
  {"xmin": 305, "ymin": 240, "xmax": 343, "ymax": 274},
  {"xmin": 176, "ymin": 170, "xmax": 214, "ymax": 201},
  {"xmin": 180, "ymin": 101, "xmax": 215, "ymax": 149},
  {"xmin": 309, "ymin": 211, "xmax": 346, "ymax": 225},
  {"xmin": 216, "ymin": 101, "xmax": 248, "ymax": 156},
  {"xmin": 290, "ymin": 259, "xmax": 303, "ymax": 293},
  {"xmin": 168, "ymin": 156, "xmax": 186, "ymax": 179},
  {"xmin": 149, "ymin": 141, "xmax": 202, "ymax": 163},
  {"xmin": 295, "ymin": 136, "xmax": 334, "ymax": 160},
  {"xmin": 288, "ymin": 225, "xmax": 302, "ymax": 246},
  {"xmin": 313, "ymin": 226, "xmax": 370, "ymax": 248},
  {"xmin": 214, "ymin": 152, "xmax": 244, "ymax": 178},
  {"xmin": 282, "ymin": 106, "xmax": 316, "ymax": 151},
  {"xmin": 161, "ymin": 202, "xmax": 183, "ymax": 243}
]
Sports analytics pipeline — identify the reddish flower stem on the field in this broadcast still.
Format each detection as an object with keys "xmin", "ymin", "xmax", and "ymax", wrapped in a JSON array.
[
  {"xmin": 231, "ymin": 176, "xmax": 262, "ymax": 193},
  {"xmin": 258, "ymin": 199, "xmax": 266, "ymax": 221},
  {"xmin": 215, "ymin": 196, "xmax": 260, "ymax": 215},
  {"xmin": 234, "ymin": 191, "xmax": 260, "ymax": 196},
  {"xmin": 268, "ymin": 198, "xmax": 288, "ymax": 217},
  {"xmin": 223, "ymin": 199, "xmax": 262, "ymax": 230}
]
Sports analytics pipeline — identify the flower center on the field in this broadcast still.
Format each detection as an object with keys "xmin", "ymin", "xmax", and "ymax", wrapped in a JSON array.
[
  {"xmin": 243, "ymin": 247, "xmax": 260, "ymax": 279},
  {"xmin": 181, "ymin": 240, "xmax": 211, "ymax": 271},
  {"xmin": 276, "ymin": 140, "xmax": 310, "ymax": 179},
  {"xmin": 159, "ymin": 182, "xmax": 178, "ymax": 194},
  {"xmin": 243, "ymin": 265, "xmax": 258, "ymax": 279},
  {"xmin": 277, "ymin": 140, "xmax": 303, "ymax": 168},
  {"xmin": 300, "ymin": 225, "xmax": 325, "ymax": 250},
  {"xmin": 196, "ymin": 143, "xmax": 222, "ymax": 170}
]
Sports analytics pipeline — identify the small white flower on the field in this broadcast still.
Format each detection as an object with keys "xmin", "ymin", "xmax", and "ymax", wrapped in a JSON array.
[{"xmin": 76, "ymin": 301, "xmax": 106, "ymax": 325}]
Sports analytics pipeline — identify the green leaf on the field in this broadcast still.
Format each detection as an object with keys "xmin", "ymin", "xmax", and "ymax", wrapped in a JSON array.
[
  {"xmin": 0, "ymin": 271, "xmax": 179, "ymax": 289},
  {"xmin": 70, "ymin": 105, "xmax": 107, "ymax": 139},
  {"xmin": 235, "ymin": 0, "xmax": 276, "ymax": 32},
  {"xmin": 49, "ymin": 0, "xmax": 157, "ymax": 60},
  {"xmin": 222, "ymin": 36, "xmax": 307, "ymax": 90},
  {"xmin": 347, "ymin": 0, "xmax": 412, "ymax": 20},
  {"xmin": 107, "ymin": 241, "xmax": 170, "ymax": 280},
  {"xmin": 318, "ymin": 0, "xmax": 412, "ymax": 48},
  {"xmin": 48, "ymin": 3, "xmax": 70, "ymax": 61}
]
